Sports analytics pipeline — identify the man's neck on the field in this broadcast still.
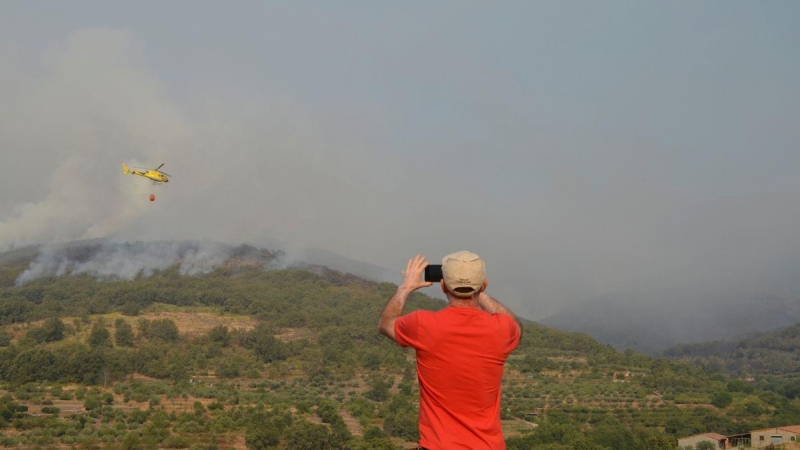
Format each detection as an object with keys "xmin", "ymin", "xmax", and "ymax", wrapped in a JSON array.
[{"xmin": 447, "ymin": 297, "xmax": 480, "ymax": 309}]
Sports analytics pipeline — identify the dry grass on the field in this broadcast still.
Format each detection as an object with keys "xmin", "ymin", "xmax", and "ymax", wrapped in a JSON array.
[
  {"xmin": 135, "ymin": 311, "xmax": 258, "ymax": 338},
  {"xmin": 305, "ymin": 409, "xmax": 365, "ymax": 437},
  {"xmin": 275, "ymin": 327, "xmax": 315, "ymax": 342},
  {"xmin": 4, "ymin": 309, "xmax": 262, "ymax": 345},
  {"xmin": 503, "ymin": 417, "xmax": 538, "ymax": 438}
]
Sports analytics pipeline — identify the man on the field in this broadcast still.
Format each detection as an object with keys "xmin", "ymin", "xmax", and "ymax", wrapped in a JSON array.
[{"xmin": 378, "ymin": 251, "xmax": 522, "ymax": 450}]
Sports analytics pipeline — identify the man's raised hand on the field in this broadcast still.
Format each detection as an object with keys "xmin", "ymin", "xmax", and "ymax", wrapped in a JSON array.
[{"xmin": 399, "ymin": 254, "xmax": 434, "ymax": 292}]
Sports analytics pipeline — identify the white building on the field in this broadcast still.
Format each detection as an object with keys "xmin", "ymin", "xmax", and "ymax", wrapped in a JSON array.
[
  {"xmin": 678, "ymin": 432, "xmax": 727, "ymax": 449},
  {"xmin": 750, "ymin": 425, "xmax": 800, "ymax": 448}
]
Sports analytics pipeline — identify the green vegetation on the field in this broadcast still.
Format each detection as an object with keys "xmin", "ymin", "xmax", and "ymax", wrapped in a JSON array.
[
  {"xmin": 664, "ymin": 324, "xmax": 800, "ymax": 376},
  {"xmin": 1, "ymin": 247, "xmax": 800, "ymax": 448},
  {"xmin": 666, "ymin": 321, "xmax": 800, "ymax": 416}
]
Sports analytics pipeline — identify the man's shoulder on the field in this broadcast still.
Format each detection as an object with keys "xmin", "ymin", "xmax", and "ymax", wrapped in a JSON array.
[
  {"xmin": 491, "ymin": 311, "xmax": 518, "ymax": 323},
  {"xmin": 394, "ymin": 309, "xmax": 438, "ymax": 347},
  {"xmin": 401, "ymin": 309, "xmax": 436, "ymax": 320},
  {"xmin": 490, "ymin": 311, "xmax": 520, "ymax": 333}
]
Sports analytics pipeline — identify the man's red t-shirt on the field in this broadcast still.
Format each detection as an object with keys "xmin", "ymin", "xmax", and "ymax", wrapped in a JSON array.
[{"xmin": 394, "ymin": 307, "xmax": 521, "ymax": 450}]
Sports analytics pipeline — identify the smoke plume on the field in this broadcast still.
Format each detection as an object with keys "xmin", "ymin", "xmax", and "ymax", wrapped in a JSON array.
[{"xmin": 14, "ymin": 241, "xmax": 271, "ymax": 285}]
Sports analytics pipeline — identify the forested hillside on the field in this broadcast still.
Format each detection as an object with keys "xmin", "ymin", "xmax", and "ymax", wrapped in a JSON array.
[
  {"xmin": 2, "ymin": 243, "xmax": 800, "ymax": 449},
  {"xmin": 665, "ymin": 322, "xmax": 800, "ymax": 404}
]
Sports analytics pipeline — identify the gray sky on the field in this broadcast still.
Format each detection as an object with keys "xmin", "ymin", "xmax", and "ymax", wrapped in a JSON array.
[{"xmin": 1, "ymin": 1, "xmax": 799, "ymax": 319}]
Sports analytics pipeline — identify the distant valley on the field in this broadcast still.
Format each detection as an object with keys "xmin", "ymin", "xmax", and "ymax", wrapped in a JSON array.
[{"xmin": 541, "ymin": 289, "xmax": 800, "ymax": 355}]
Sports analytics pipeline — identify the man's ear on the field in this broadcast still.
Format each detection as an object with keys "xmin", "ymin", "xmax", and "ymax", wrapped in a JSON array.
[
  {"xmin": 479, "ymin": 280, "xmax": 488, "ymax": 293},
  {"xmin": 440, "ymin": 280, "xmax": 448, "ymax": 295}
]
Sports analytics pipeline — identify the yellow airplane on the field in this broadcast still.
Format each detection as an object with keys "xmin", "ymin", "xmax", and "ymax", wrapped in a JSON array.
[{"xmin": 122, "ymin": 163, "xmax": 170, "ymax": 184}]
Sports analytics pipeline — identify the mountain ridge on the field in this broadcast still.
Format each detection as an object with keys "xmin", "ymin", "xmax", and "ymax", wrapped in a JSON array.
[{"xmin": 542, "ymin": 289, "xmax": 800, "ymax": 354}]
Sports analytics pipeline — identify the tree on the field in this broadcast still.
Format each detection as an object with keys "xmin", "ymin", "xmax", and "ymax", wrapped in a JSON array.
[
  {"xmin": 121, "ymin": 432, "xmax": 141, "ymax": 450},
  {"xmin": 383, "ymin": 409, "xmax": 419, "ymax": 442},
  {"xmin": 350, "ymin": 426, "xmax": 399, "ymax": 449},
  {"xmin": 245, "ymin": 422, "xmax": 280, "ymax": 450},
  {"xmin": 284, "ymin": 420, "xmax": 338, "ymax": 450},
  {"xmin": 727, "ymin": 379, "xmax": 754, "ymax": 394},
  {"xmin": 696, "ymin": 442, "xmax": 715, "ymax": 450},
  {"xmin": 147, "ymin": 319, "xmax": 180, "ymax": 342},
  {"xmin": 711, "ymin": 391, "xmax": 733, "ymax": 408},
  {"xmin": 142, "ymin": 410, "xmax": 171, "ymax": 445},
  {"xmin": 208, "ymin": 325, "xmax": 231, "ymax": 347},
  {"xmin": 0, "ymin": 329, "xmax": 11, "ymax": 347},
  {"xmin": 349, "ymin": 437, "xmax": 398, "ymax": 450},
  {"xmin": 26, "ymin": 317, "xmax": 65, "ymax": 343},
  {"xmin": 216, "ymin": 355, "xmax": 242, "ymax": 379},
  {"xmin": 359, "ymin": 349, "xmax": 381, "ymax": 370},
  {"xmin": 120, "ymin": 302, "xmax": 141, "ymax": 316},
  {"xmin": 11, "ymin": 348, "xmax": 55, "ymax": 383},
  {"xmin": 244, "ymin": 410, "xmax": 289, "ymax": 449},
  {"xmin": 589, "ymin": 418, "xmax": 640, "ymax": 450},
  {"xmin": 316, "ymin": 402, "xmax": 340, "ymax": 424},
  {"xmin": 88, "ymin": 323, "xmax": 112, "ymax": 348},
  {"xmin": 365, "ymin": 376, "xmax": 392, "ymax": 402},
  {"xmin": 115, "ymin": 320, "xmax": 135, "ymax": 347},
  {"xmin": 243, "ymin": 324, "xmax": 287, "ymax": 363},
  {"xmin": 644, "ymin": 433, "xmax": 677, "ymax": 450}
]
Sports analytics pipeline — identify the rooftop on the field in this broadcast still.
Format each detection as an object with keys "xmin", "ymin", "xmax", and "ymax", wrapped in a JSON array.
[{"xmin": 751, "ymin": 425, "xmax": 800, "ymax": 434}]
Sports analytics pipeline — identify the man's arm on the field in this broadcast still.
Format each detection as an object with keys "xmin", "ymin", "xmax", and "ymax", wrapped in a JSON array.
[
  {"xmin": 478, "ymin": 292, "xmax": 523, "ymax": 338},
  {"xmin": 378, "ymin": 255, "xmax": 432, "ymax": 343},
  {"xmin": 378, "ymin": 286, "xmax": 414, "ymax": 342}
]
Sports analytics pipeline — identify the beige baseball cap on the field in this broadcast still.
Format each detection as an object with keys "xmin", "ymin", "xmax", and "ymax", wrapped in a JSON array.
[{"xmin": 442, "ymin": 251, "xmax": 486, "ymax": 297}]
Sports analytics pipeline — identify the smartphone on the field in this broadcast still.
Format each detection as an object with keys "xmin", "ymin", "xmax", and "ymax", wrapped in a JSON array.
[{"xmin": 424, "ymin": 264, "xmax": 443, "ymax": 282}]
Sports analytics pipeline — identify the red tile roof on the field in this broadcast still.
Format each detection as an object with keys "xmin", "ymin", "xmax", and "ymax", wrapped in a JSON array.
[
  {"xmin": 751, "ymin": 425, "xmax": 800, "ymax": 434},
  {"xmin": 704, "ymin": 433, "xmax": 727, "ymax": 440},
  {"xmin": 679, "ymin": 433, "xmax": 727, "ymax": 441}
]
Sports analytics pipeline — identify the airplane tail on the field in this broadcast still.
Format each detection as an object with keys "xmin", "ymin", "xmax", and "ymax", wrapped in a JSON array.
[{"xmin": 122, "ymin": 163, "xmax": 129, "ymax": 174}]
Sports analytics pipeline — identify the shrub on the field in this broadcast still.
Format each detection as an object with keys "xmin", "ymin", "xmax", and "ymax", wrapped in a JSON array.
[
  {"xmin": 245, "ymin": 422, "xmax": 281, "ymax": 450},
  {"xmin": 161, "ymin": 434, "xmax": 191, "ymax": 449},
  {"xmin": 711, "ymin": 392, "xmax": 733, "ymax": 409}
]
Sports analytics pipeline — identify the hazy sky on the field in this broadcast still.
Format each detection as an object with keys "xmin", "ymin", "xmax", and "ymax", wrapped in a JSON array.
[{"xmin": 1, "ymin": 1, "xmax": 799, "ymax": 319}]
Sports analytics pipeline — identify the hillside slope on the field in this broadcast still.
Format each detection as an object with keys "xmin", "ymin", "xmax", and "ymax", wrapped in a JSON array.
[
  {"xmin": 2, "ymin": 242, "xmax": 800, "ymax": 449},
  {"xmin": 665, "ymin": 322, "xmax": 800, "ymax": 380}
]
